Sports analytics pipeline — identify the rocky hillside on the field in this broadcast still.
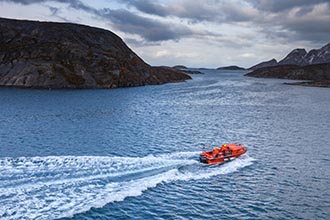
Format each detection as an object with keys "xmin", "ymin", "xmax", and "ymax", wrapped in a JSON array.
[
  {"xmin": 279, "ymin": 43, "xmax": 330, "ymax": 66},
  {"xmin": 245, "ymin": 63, "xmax": 330, "ymax": 87},
  {"xmin": 249, "ymin": 42, "xmax": 330, "ymax": 70},
  {"xmin": 0, "ymin": 18, "xmax": 190, "ymax": 89},
  {"xmin": 278, "ymin": 49, "xmax": 308, "ymax": 66},
  {"xmin": 249, "ymin": 58, "xmax": 278, "ymax": 70}
]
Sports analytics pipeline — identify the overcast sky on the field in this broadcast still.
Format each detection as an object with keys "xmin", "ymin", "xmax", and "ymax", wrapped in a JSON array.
[{"xmin": 1, "ymin": 0, "xmax": 329, "ymax": 68}]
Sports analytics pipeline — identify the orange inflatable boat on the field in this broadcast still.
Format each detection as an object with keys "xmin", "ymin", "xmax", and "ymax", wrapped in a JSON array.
[{"xmin": 199, "ymin": 143, "xmax": 247, "ymax": 164}]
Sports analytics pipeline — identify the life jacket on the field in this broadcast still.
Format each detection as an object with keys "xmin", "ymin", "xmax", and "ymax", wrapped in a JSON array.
[{"xmin": 213, "ymin": 148, "xmax": 220, "ymax": 156}]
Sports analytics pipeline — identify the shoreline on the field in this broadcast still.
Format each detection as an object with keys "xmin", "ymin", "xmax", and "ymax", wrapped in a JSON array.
[{"xmin": 284, "ymin": 80, "xmax": 330, "ymax": 88}]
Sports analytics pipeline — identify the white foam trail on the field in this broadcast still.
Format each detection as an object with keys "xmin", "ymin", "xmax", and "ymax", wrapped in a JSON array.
[{"xmin": 0, "ymin": 152, "xmax": 254, "ymax": 220}]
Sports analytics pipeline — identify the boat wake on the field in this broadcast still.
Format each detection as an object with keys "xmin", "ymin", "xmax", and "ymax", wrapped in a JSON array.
[{"xmin": 0, "ymin": 152, "xmax": 254, "ymax": 220}]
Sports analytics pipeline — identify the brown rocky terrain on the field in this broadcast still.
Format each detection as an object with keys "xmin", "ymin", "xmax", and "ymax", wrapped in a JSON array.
[
  {"xmin": 245, "ymin": 63, "xmax": 330, "ymax": 87},
  {"xmin": 0, "ymin": 17, "xmax": 191, "ymax": 89}
]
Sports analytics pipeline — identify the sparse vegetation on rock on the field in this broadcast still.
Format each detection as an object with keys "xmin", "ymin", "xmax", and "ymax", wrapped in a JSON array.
[{"xmin": 0, "ymin": 18, "xmax": 191, "ymax": 89}]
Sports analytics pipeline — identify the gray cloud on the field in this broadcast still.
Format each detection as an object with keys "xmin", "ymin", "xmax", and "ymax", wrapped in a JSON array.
[
  {"xmin": 121, "ymin": 0, "xmax": 330, "ymax": 44},
  {"xmin": 124, "ymin": 38, "xmax": 161, "ymax": 47},
  {"xmin": 123, "ymin": 0, "xmax": 256, "ymax": 23},
  {"xmin": 49, "ymin": 6, "xmax": 59, "ymax": 16},
  {"xmin": 0, "ymin": 0, "xmax": 97, "ymax": 13},
  {"xmin": 98, "ymin": 8, "xmax": 194, "ymax": 41},
  {"xmin": 254, "ymin": 2, "xmax": 330, "ymax": 43},
  {"xmin": 284, "ymin": 17, "xmax": 330, "ymax": 42},
  {"xmin": 0, "ymin": 0, "xmax": 200, "ymax": 42},
  {"xmin": 1, "ymin": 0, "xmax": 47, "ymax": 3},
  {"xmin": 249, "ymin": 0, "xmax": 330, "ymax": 12},
  {"xmin": 295, "ymin": 5, "xmax": 315, "ymax": 17},
  {"xmin": 2, "ymin": 0, "xmax": 73, "ymax": 5},
  {"xmin": 2, "ymin": 0, "xmax": 330, "ymax": 45},
  {"xmin": 124, "ymin": 0, "xmax": 169, "ymax": 17}
]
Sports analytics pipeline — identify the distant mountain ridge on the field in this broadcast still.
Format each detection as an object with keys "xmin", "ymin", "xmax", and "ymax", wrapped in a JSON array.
[
  {"xmin": 250, "ymin": 42, "xmax": 330, "ymax": 70},
  {"xmin": 279, "ymin": 48, "xmax": 308, "ymax": 65},
  {"xmin": 278, "ymin": 43, "xmax": 330, "ymax": 66}
]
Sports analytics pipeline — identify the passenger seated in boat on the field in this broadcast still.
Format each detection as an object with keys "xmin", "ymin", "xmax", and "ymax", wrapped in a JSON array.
[
  {"xmin": 213, "ymin": 147, "xmax": 220, "ymax": 157},
  {"xmin": 221, "ymin": 144, "xmax": 231, "ymax": 157},
  {"xmin": 220, "ymin": 144, "xmax": 226, "ymax": 156}
]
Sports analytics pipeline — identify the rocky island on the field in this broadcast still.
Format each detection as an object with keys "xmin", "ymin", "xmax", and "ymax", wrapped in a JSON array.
[
  {"xmin": 246, "ymin": 42, "xmax": 330, "ymax": 87},
  {"xmin": 0, "ymin": 18, "xmax": 191, "ymax": 89},
  {"xmin": 172, "ymin": 65, "xmax": 203, "ymax": 74},
  {"xmin": 172, "ymin": 65, "xmax": 187, "ymax": 69},
  {"xmin": 217, "ymin": 65, "xmax": 245, "ymax": 70}
]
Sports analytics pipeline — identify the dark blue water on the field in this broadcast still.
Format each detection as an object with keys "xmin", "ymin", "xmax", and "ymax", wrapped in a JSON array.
[{"xmin": 1, "ymin": 70, "xmax": 330, "ymax": 220}]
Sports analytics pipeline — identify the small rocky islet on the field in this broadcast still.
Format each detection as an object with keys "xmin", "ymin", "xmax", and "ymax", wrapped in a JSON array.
[
  {"xmin": 0, "ymin": 17, "xmax": 191, "ymax": 89},
  {"xmin": 217, "ymin": 65, "xmax": 245, "ymax": 70},
  {"xmin": 172, "ymin": 65, "xmax": 203, "ymax": 74}
]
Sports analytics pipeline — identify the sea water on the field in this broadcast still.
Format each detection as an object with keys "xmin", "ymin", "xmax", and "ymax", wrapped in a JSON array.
[{"xmin": 0, "ymin": 70, "xmax": 329, "ymax": 219}]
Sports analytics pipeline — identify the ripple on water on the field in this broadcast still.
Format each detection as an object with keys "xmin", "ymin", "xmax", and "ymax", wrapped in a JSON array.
[
  {"xmin": 1, "ymin": 71, "xmax": 330, "ymax": 220},
  {"xmin": 0, "ymin": 153, "xmax": 254, "ymax": 220}
]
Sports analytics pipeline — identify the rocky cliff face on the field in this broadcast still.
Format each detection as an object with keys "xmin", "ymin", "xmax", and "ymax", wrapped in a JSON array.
[
  {"xmin": 304, "ymin": 43, "xmax": 330, "ymax": 65},
  {"xmin": 278, "ymin": 49, "xmax": 308, "ymax": 65},
  {"xmin": 0, "ymin": 18, "xmax": 190, "ymax": 89}
]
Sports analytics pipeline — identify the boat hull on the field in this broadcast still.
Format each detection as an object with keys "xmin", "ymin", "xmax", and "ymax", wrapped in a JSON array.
[{"xmin": 199, "ymin": 144, "xmax": 247, "ymax": 164}]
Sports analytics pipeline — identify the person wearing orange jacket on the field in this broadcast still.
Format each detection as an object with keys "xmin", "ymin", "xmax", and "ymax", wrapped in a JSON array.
[{"xmin": 213, "ymin": 147, "xmax": 221, "ymax": 157}]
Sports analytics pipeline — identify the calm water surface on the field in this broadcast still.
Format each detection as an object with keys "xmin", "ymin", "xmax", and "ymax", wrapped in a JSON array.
[{"xmin": 0, "ymin": 70, "xmax": 330, "ymax": 220}]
